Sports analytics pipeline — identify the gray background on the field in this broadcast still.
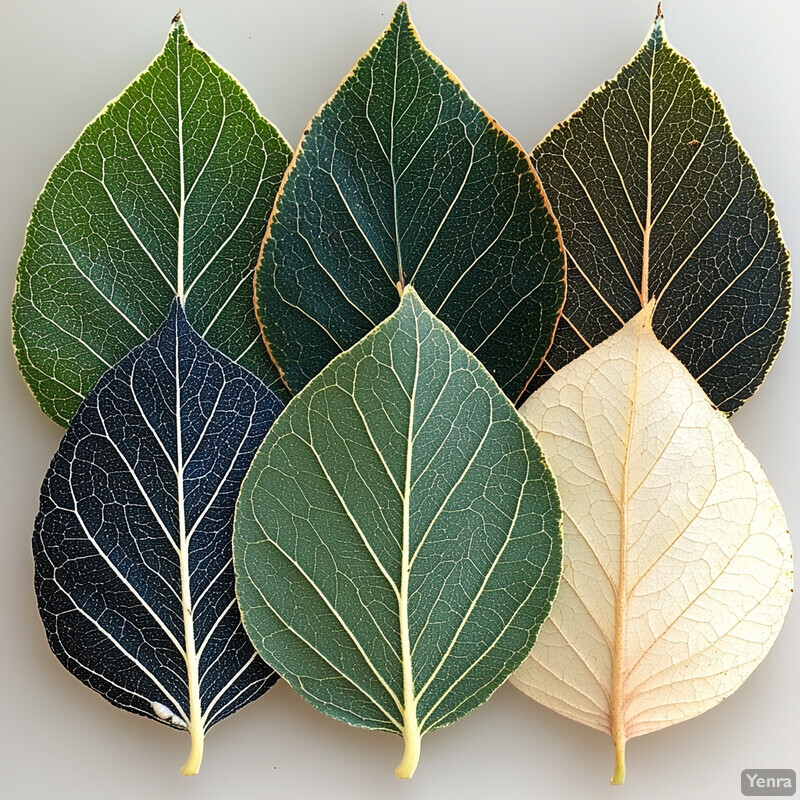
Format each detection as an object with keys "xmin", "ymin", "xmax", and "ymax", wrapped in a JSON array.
[{"xmin": 1, "ymin": 1, "xmax": 797, "ymax": 797}]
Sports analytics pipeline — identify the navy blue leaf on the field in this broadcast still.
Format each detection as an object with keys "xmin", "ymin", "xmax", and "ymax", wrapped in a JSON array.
[{"xmin": 33, "ymin": 301, "xmax": 283, "ymax": 774}]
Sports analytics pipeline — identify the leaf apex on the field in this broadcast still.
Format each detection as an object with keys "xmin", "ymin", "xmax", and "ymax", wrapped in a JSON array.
[
  {"xmin": 646, "ymin": 2, "xmax": 667, "ymax": 44},
  {"xmin": 166, "ymin": 296, "xmax": 186, "ymax": 324},
  {"xmin": 631, "ymin": 300, "xmax": 658, "ymax": 336},
  {"xmin": 392, "ymin": 2, "xmax": 414, "ymax": 33},
  {"xmin": 170, "ymin": 8, "xmax": 183, "ymax": 27},
  {"xmin": 398, "ymin": 285, "xmax": 427, "ymax": 315}
]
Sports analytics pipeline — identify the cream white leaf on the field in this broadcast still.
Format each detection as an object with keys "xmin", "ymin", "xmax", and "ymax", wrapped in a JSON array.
[{"xmin": 511, "ymin": 307, "xmax": 793, "ymax": 784}]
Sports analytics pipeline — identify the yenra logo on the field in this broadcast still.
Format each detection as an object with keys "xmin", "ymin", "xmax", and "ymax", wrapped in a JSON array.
[{"xmin": 741, "ymin": 769, "xmax": 796, "ymax": 796}]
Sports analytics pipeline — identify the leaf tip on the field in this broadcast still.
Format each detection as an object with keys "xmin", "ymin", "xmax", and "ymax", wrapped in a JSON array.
[
  {"xmin": 166, "ymin": 296, "xmax": 187, "ymax": 325},
  {"xmin": 630, "ymin": 299, "xmax": 658, "ymax": 337},
  {"xmin": 392, "ymin": 2, "xmax": 413, "ymax": 32},
  {"xmin": 649, "ymin": 2, "xmax": 667, "ymax": 41},
  {"xmin": 399, "ymin": 284, "xmax": 424, "ymax": 309},
  {"xmin": 643, "ymin": 297, "xmax": 657, "ymax": 322},
  {"xmin": 171, "ymin": 7, "xmax": 183, "ymax": 26}
]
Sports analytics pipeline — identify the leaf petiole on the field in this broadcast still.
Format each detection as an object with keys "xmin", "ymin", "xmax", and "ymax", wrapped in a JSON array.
[
  {"xmin": 395, "ymin": 712, "xmax": 421, "ymax": 779},
  {"xmin": 611, "ymin": 734, "xmax": 626, "ymax": 785},
  {"xmin": 181, "ymin": 724, "xmax": 205, "ymax": 776}
]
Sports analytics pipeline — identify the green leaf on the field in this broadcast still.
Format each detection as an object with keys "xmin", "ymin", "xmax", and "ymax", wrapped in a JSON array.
[
  {"xmin": 13, "ymin": 14, "xmax": 292, "ymax": 426},
  {"xmin": 256, "ymin": 2, "xmax": 565, "ymax": 402},
  {"xmin": 234, "ymin": 288, "xmax": 562, "ymax": 778},
  {"xmin": 526, "ymin": 10, "xmax": 790, "ymax": 413}
]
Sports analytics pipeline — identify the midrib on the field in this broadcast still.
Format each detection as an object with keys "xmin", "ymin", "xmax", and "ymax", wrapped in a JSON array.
[
  {"xmin": 640, "ymin": 37, "xmax": 657, "ymax": 306},
  {"xmin": 176, "ymin": 30, "xmax": 186, "ymax": 302},
  {"xmin": 609, "ymin": 323, "xmax": 643, "ymax": 785},
  {"xmin": 175, "ymin": 315, "xmax": 203, "ymax": 775},
  {"xmin": 395, "ymin": 320, "xmax": 420, "ymax": 779},
  {"xmin": 389, "ymin": 23, "xmax": 404, "ymax": 292}
]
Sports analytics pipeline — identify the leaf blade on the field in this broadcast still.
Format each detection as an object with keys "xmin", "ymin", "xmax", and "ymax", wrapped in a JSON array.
[
  {"xmin": 512, "ymin": 308, "xmax": 793, "ymax": 782},
  {"xmin": 527, "ymin": 12, "xmax": 790, "ymax": 412},
  {"xmin": 13, "ymin": 16, "xmax": 293, "ymax": 426},
  {"xmin": 256, "ymin": 3, "xmax": 565, "ymax": 401},
  {"xmin": 33, "ymin": 302, "xmax": 284, "ymax": 773},
  {"xmin": 235, "ymin": 288, "xmax": 562, "ymax": 776}
]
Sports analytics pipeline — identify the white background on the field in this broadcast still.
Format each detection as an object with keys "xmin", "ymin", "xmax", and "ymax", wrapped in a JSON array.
[{"xmin": 1, "ymin": 1, "xmax": 797, "ymax": 798}]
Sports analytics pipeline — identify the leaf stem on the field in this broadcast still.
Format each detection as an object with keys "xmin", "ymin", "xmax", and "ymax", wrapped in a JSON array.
[
  {"xmin": 611, "ymin": 732, "xmax": 626, "ymax": 785},
  {"xmin": 395, "ymin": 710, "xmax": 421, "ymax": 779},
  {"xmin": 181, "ymin": 722, "xmax": 205, "ymax": 776},
  {"xmin": 640, "ymin": 19, "xmax": 656, "ymax": 306}
]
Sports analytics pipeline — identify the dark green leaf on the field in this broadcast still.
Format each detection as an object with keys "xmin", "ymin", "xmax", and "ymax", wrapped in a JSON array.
[
  {"xmin": 34, "ymin": 302, "xmax": 284, "ymax": 774},
  {"xmin": 527, "ymin": 11, "xmax": 790, "ymax": 413},
  {"xmin": 13, "ymin": 15, "xmax": 292, "ymax": 426},
  {"xmin": 256, "ymin": 2, "xmax": 564, "ymax": 402},
  {"xmin": 234, "ymin": 289, "xmax": 562, "ymax": 778}
]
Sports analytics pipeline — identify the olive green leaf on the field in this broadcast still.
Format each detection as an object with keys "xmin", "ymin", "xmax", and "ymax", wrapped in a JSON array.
[
  {"xmin": 13, "ymin": 13, "xmax": 292, "ymax": 426},
  {"xmin": 234, "ymin": 288, "xmax": 561, "ymax": 778},
  {"xmin": 256, "ymin": 2, "xmax": 565, "ymax": 402},
  {"xmin": 526, "ymin": 8, "xmax": 790, "ymax": 413}
]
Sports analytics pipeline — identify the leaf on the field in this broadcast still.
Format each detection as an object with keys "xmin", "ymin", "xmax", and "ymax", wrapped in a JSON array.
[
  {"xmin": 511, "ymin": 307, "xmax": 793, "ymax": 784},
  {"xmin": 256, "ymin": 2, "xmax": 565, "ymax": 402},
  {"xmin": 526, "ymin": 9, "xmax": 790, "ymax": 413},
  {"xmin": 13, "ymin": 14, "xmax": 293, "ymax": 426},
  {"xmin": 33, "ymin": 302, "xmax": 284, "ymax": 775},
  {"xmin": 234, "ymin": 288, "xmax": 562, "ymax": 778}
]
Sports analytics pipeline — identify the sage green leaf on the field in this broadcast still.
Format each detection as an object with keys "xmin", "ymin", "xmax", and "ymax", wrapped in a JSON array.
[
  {"xmin": 13, "ymin": 13, "xmax": 292, "ymax": 426},
  {"xmin": 256, "ymin": 2, "xmax": 565, "ymax": 402},
  {"xmin": 234, "ymin": 288, "xmax": 561, "ymax": 778},
  {"xmin": 526, "ymin": 9, "xmax": 790, "ymax": 413}
]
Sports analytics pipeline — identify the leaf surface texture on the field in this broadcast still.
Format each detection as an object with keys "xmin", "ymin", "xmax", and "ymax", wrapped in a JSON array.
[
  {"xmin": 33, "ymin": 303, "xmax": 284, "ymax": 774},
  {"xmin": 235, "ymin": 289, "xmax": 562, "ymax": 777},
  {"xmin": 13, "ymin": 16, "xmax": 292, "ymax": 425},
  {"xmin": 512, "ymin": 309, "xmax": 793, "ymax": 782},
  {"xmin": 256, "ymin": 2, "xmax": 565, "ymax": 401},
  {"xmin": 527, "ymin": 13, "xmax": 790, "ymax": 412}
]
